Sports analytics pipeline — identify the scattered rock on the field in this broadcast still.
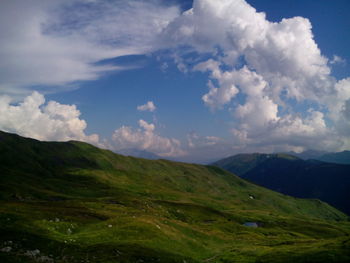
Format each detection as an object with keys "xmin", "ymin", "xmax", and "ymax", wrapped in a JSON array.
[
  {"xmin": 37, "ymin": 255, "xmax": 54, "ymax": 263},
  {"xmin": 24, "ymin": 249, "xmax": 40, "ymax": 257},
  {"xmin": 0, "ymin": 247, "xmax": 12, "ymax": 252}
]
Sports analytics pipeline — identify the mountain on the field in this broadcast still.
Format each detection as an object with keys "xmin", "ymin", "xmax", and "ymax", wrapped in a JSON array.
[
  {"xmin": 284, "ymin": 150, "xmax": 328, "ymax": 160},
  {"xmin": 281, "ymin": 150, "xmax": 350, "ymax": 165},
  {"xmin": 317, "ymin": 151, "xmax": 350, "ymax": 165},
  {"xmin": 1, "ymin": 131, "xmax": 350, "ymax": 263},
  {"xmin": 116, "ymin": 148, "xmax": 161, "ymax": 160},
  {"xmin": 212, "ymin": 153, "xmax": 299, "ymax": 176},
  {"xmin": 213, "ymin": 153, "xmax": 350, "ymax": 215}
]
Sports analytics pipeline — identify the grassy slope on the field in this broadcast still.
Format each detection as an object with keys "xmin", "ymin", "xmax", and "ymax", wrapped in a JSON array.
[{"xmin": 0, "ymin": 131, "xmax": 350, "ymax": 263}]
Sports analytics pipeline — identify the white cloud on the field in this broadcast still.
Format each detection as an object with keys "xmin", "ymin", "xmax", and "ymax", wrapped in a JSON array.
[
  {"xmin": 0, "ymin": 0, "xmax": 180, "ymax": 96},
  {"xmin": 111, "ymin": 119, "xmax": 185, "ymax": 157},
  {"xmin": 231, "ymin": 110, "xmax": 342, "ymax": 152},
  {"xmin": 1, "ymin": 0, "xmax": 350, "ymax": 159},
  {"xmin": 187, "ymin": 132, "xmax": 222, "ymax": 148},
  {"xmin": 137, "ymin": 101, "xmax": 156, "ymax": 112},
  {"xmin": 166, "ymin": 0, "xmax": 332, "ymax": 104},
  {"xmin": 325, "ymin": 78, "xmax": 350, "ymax": 149},
  {"xmin": 195, "ymin": 59, "xmax": 240, "ymax": 110},
  {"xmin": 330, "ymin": 55, "xmax": 346, "ymax": 65},
  {"xmin": 160, "ymin": 0, "xmax": 350, "ymax": 153},
  {"xmin": 0, "ymin": 91, "xmax": 100, "ymax": 145}
]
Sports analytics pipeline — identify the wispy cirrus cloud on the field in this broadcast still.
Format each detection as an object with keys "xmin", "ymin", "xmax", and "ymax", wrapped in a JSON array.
[
  {"xmin": 0, "ymin": 0, "xmax": 180, "ymax": 96},
  {"xmin": 330, "ymin": 55, "xmax": 346, "ymax": 65}
]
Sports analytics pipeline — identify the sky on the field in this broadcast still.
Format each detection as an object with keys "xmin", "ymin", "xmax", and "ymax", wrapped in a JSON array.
[{"xmin": 0, "ymin": 0, "xmax": 349, "ymax": 163}]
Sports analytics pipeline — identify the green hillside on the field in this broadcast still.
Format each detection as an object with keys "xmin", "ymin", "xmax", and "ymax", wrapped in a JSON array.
[{"xmin": 1, "ymin": 131, "xmax": 350, "ymax": 263}]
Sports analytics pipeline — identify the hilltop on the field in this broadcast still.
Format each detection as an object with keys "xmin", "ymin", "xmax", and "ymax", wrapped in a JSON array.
[{"xmin": 0, "ymin": 131, "xmax": 349, "ymax": 263}]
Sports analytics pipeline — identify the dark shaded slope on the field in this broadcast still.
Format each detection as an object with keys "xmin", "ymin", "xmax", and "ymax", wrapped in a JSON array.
[
  {"xmin": 244, "ymin": 158, "xmax": 350, "ymax": 214},
  {"xmin": 213, "ymin": 153, "xmax": 350, "ymax": 215}
]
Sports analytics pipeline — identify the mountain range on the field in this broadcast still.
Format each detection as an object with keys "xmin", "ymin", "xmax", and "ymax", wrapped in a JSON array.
[
  {"xmin": 1, "ymin": 131, "xmax": 350, "ymax": 263},
  {"xmin": 213, "ymin": 153, "xmax": 350, "ymax": 215},
  {"xmin": 283, "ymin": 150, "xmax": 350, "ymax": 164},
  {"xmin": 317, "ymin": 151, "xmax": 350, "ymax": 165}
]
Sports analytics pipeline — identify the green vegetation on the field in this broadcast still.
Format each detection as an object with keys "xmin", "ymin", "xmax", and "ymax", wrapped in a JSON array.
[{"xmin": 1, "ymin": 131, "xmax": 349, "ymax": 263}]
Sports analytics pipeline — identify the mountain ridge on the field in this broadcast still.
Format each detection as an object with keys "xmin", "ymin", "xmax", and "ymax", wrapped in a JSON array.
[
  {"xmin": 213, "ymin": 153, "xmax": 350, "ymax": 215},
  {"xmin": 317, "ymin": 150, "xmax": 350, "ymax": 164}
]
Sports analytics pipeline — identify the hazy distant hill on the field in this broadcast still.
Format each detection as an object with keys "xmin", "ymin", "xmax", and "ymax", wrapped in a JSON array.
[
  {"xmin": 284, "ymin": 150, "xmax": 328, "ymax": 160},
  {"xmin": 282, "ymin": 150, "xmax": 350, "ymax": 165},
  {"xmin": 117, "ymin": 148, "xmax": 161, "ymax": 160},
  {"xmin": 213, "ymin": 153, "xmax": 350, "ymax": 215},
  {"xmin": 1, "ymin": 131, "xmax": 350, "ymax": 262},
  {"xmin": 317, "ymin": 151, "xmax": 350, "ymax": 165}
]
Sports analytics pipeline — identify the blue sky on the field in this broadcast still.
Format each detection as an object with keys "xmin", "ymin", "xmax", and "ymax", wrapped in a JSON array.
[{"xmin": 0, "ymin": 0, "xmax": 349, "ymax": 163}]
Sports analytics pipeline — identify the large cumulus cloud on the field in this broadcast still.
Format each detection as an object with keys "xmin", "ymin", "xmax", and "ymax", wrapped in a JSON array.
[
  {"xmin": 0, "ymin": 91, "xmax": 99, "ymax": 145},
  {"xmin": 111, "ymin": 119, "xmax": 185, "ymax": 157},
  {"xmin": 160, "ymin": 0, "xmax": 350, "ymax": 153}
]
